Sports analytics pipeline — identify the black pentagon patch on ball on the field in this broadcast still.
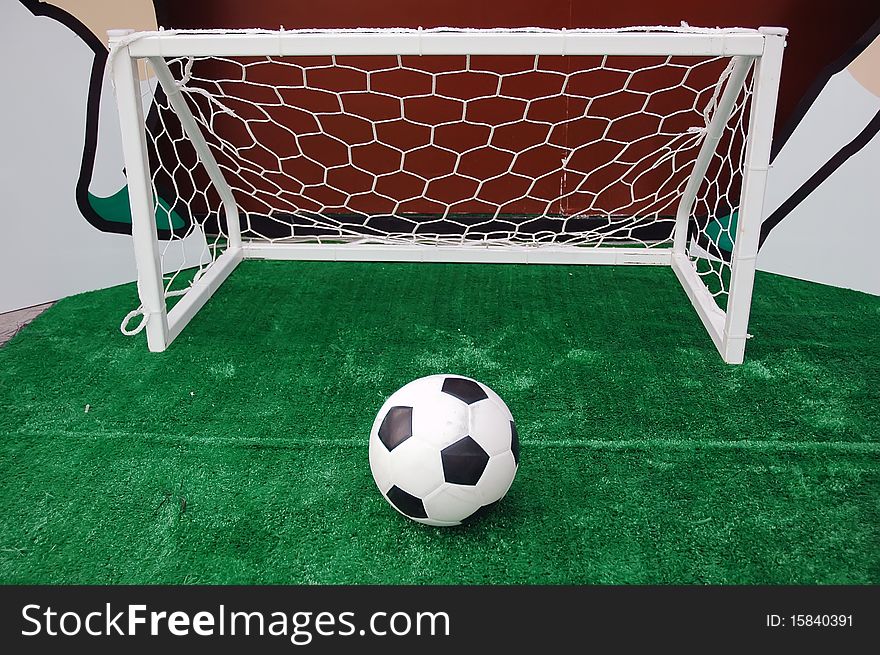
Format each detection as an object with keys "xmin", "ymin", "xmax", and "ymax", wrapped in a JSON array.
[
  {"xmin": 386, "ymin": 485, "xmax": 428, "ymax": 519},
  {"xmin": 441, "ymin": 377, "xmax": 488, "ymax": 404},
  {"xmin": 377, "ymin": 406, "xmax": 413, "ymax": 451},
  {"xmin": 510, "ymin": 421, "xmax": 520, "ymax": 465},
  {"xmin": 441, "ymin": 436, "xmax": 490, "ymax": 485}
]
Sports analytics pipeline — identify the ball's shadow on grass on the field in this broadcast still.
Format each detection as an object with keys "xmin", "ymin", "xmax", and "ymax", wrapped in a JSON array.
[{"xmin": 384, "ymin": 492, "xmax": 525, "ymax": 534}]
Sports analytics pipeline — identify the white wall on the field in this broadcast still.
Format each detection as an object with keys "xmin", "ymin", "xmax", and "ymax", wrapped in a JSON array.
[
  {"xmin": 758, "ymin": 30, "xmax": 880, "ymax": 296},
  {"xmin": 0, "ymin": 1, "xmax": 140, "ymax": 313},
  {"xmin": 0, "ymin": 0, "xmax": 206, "ymax": 314}
]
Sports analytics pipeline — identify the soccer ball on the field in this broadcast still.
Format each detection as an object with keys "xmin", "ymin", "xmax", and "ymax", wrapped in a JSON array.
[{"xmin": 369, "ymin": 374, "xmax": 520, "ymax": 526}]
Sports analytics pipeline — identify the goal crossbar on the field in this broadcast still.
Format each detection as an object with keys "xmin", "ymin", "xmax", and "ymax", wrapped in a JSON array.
[
  {"xmin": 123, "ymin": 29, "xmax": 769, "ymax": 58},
  {"xmin": 109, "ymin": 26, "xmax": 787, "ymax": 363}
]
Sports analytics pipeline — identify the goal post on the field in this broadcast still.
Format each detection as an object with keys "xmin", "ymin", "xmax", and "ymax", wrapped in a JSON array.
[{"xmin": 108, "ymin": 26, "xmax": 787, "ymax": 363}]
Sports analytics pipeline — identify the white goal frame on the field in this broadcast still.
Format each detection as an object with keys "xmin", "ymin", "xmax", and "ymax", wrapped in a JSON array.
[{"xmin": 109, "ymin": 26, "xmax": 787, "ymax": 363}]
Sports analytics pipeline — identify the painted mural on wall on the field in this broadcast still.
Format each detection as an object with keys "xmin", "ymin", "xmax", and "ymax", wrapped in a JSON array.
[
  {"xmin": 758, "ymin": 19, "xmax": 880, "ymax": 295},
  {"xmin": 1, "ymin": 3, "xmax": 877, "ymax": 314},
  {"xmin": 0, "ymin": 0, "xmax": 205, "ymax": 313}
]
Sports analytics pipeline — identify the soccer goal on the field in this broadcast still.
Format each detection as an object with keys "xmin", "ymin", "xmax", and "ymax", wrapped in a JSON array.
[{"xmin": 109, "ymin": 26, "xmax": 786, "ymax": 363}]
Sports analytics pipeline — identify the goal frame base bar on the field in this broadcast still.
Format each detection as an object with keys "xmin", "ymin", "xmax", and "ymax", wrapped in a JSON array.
[
  {"xmin": 671, "ymin": 252, "xmax": 744, "ymax": 364},
  {"xmin": 241, "ymin": 243, "xmax": 672, "ymax": 266},
  {"xmin": 163, "ymin": 246, "xmax": 242, "ymax": 349}
]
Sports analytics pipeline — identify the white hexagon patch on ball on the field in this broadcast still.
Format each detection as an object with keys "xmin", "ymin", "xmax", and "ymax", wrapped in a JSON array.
[{"xmin": 369, "ymin": 374, "xmax": 520, "ymax": 526}]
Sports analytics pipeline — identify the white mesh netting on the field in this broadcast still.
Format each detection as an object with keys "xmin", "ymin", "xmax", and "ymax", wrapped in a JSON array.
[{"xmin": 121, "ymin": 29, "xmax": 755, "ymax": 331}]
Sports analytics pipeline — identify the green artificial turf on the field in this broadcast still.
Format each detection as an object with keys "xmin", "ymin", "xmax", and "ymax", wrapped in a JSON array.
[{"xmin": 0, "ymin": 261, "xmax": 877, "ymax": 584}]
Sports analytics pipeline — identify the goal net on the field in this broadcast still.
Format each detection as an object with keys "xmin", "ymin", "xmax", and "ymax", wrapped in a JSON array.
[{"xmin": 109, "ymin": 26, "xmax": 786, "ymax": 363}]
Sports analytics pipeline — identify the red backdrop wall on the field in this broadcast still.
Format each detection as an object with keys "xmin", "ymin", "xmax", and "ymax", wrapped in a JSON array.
[
  {"xmin": 150, "ymin": 1, "xmax": 879, "ymax": 228},
  {"xmin": 156, "ymin": 0, "xmax": 880, "ymax": 133}
]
